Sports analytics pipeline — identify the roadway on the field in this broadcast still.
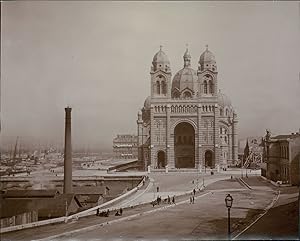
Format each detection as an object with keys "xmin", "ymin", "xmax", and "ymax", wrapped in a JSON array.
[{"xmin": 3, "ymin": 171, "xmax": 282, "ymax": 241}]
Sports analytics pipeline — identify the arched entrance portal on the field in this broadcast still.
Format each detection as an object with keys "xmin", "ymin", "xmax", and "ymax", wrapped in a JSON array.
[
  {"xmin": 174, "ymin": 122, "xmax": 195, "ymax": 168},
  {"xmin": 205, "ymin": 150, "xmax": 213, "ymax": 168},
  {"xmin": 157, "ymin": 151, "xmax": 166, "ymax": 168}
]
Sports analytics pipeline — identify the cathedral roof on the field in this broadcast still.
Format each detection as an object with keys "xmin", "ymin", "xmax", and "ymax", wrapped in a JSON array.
[
  {"xmin": 183, "ymin": 48, "xmax": 191, "ymax": 59},
  {"xmin": 172, "ymin": 47, "xmax": 197, "ymax": 93},
  {"xmin": 199, "ymin": 45, "xmax": 216, "ymax": 65},
  {"xmin": 172, "ymin": 67, "xmax": 198, "ymax": 91},
  {"xmin": 152, "ymin": 46, "xmax": 170, "ymax": 65},
  {"xmin": 144, "ymin": 96, "xmax": 151, "ymax": 109},
  {"xmin": 218, "ymin": 91, "xmax": 232, "ymax": 108}
]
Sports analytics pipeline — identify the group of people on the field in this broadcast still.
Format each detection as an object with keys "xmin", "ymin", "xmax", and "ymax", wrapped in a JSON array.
[
  {"xmin": 151, "ymin": 195, "xmax": 176, "ymax": 207},
  {"xmin": 96, "ymin": 207, "xmax": 123, "ymax": 217},
  {"xmin": 96, "ymin": 208, "xmax": 110, "ymax": 217}
]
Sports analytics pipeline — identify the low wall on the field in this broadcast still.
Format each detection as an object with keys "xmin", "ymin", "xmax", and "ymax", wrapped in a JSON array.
[
  {"xmin": 0, "ymin": 176, "xmax": 147, "ymax": 234},
  {"xmin": 1, "ymin": 211, "xmax": 38, "ymax": 228}
]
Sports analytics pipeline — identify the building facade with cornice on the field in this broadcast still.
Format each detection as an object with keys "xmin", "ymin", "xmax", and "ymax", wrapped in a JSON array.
[{"xmin": 137, "ymin": 46, "xmax": 238, "ymax": 171}]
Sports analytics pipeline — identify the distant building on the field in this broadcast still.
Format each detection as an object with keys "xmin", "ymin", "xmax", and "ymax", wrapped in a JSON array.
[
  {"xmin": 263, "ymin": 131, "xmax": 300, "ymax": 185},
  {"xmin": 238, "ymin": 137, "xmax": 263, "ymax": 167},
  {"xmin": 113, "ymin": 135, "xmax": 138, "ymax": 159}
]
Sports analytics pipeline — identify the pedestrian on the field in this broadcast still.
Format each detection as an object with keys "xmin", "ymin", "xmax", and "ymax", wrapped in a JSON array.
[
  {"xmin": 157, "ymin": 186, "xmax": 159, "ymax": 192},
  {"xmin": 104, "ymin": 209, "xmax": 110, "ymax": 217},
  {"xmin": 167, "ymin": 195, "xmax": 170, "ymax": 204},
  {"xmin": 120, "ymin": 208, "xmax": 123, "ymax": 216},
  {"xmin": 172, "ymin": 195, "xmax": 175, "ymax": 204},
  {"xmin": 192, "ymin": 196, "xmax": 195, "ymax": 204},
  {"xmin": 193, "ymin": 189, "xmax": 196, "ymax": 196},
  {"xmin": 115, "ymin": 211, "xmax": 121, "ymax": 216},
  {"xmin": 190, "ymin": 196, "xmax": 192, "ymax": 204},
  {"xmin": 106, "ymin": 186, "xmax": 110, "ymax": 195},
  {"xmin": 96, "ymin": 208, "xmax": 100, "ymax": 216}
]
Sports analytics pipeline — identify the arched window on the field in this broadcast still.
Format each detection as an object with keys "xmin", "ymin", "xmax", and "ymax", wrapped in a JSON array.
[
  {"xmin": 183, "ymin": 91, "xmax": 192, "ymax": 99},
  {"xmin": 220, "ymin": 108, "xmax": 223, "ymax": 116},
  {"xmin": 161, "ymin": 81, "xmax": 166, "ymax": 95},
  {"xmin": 226, "ymin": 109, "xmax": 229, "ymax": 116},
  {"xmin": 204, "ymin": 80, "xmax": 208, "ymax": 94},
  {"xmin": 156, "ymin": 81, "xmax": 160, "ymax": 94},
  {"xmin": 209, "ymin": 80, "xmax": 214, "ymax": 94},
  {"xmin": 173, "ymin": 91, "xmax": 180, "ymax": 98}
]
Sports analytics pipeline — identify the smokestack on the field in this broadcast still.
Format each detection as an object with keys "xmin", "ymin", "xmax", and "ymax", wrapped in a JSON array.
[{"xmin": 64, "ymin": 107, "xmax": 72, "ymax": 194}]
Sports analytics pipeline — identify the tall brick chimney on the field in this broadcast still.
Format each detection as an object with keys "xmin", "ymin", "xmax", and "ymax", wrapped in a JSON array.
[{"xmin": 64, "ymin": 107, "xmax": 72, "ymax": 194}]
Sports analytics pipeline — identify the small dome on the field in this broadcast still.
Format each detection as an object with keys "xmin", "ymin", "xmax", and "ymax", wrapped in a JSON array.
[
  {"xmin": 218, "ymin": 91, "xmax": 232, "ymax": 108},
  {"xmin": 199, "ymin": 45, "xmax": 217, "ymax": 72},
  {"xmin": 199, "ymin": 49, "xmax": 215, "ymax": 64},
  {"xmin": 144, "ymin": 96, "xmax": 151, "ymax": 109},
  {"xmin": 183, "ymin": 47, "xmax": 191, "ymax": 68},
  {"xmin": 152, "ymin": 46, "xmax": 170, "ymax": 65},
  {"xmin": 183, "ymin": 48, "xmax": 191, "ymax": 59}
]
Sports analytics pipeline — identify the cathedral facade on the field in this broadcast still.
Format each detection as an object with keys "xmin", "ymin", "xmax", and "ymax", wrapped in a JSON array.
[{"xmin": 137, "ymin": 46, "xmax": 238, "ymax": 171}]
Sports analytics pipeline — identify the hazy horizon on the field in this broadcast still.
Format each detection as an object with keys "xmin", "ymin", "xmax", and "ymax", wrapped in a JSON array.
[{"xmin": 1, "ymin": 1, "xmax": 300, "ymax": 151}]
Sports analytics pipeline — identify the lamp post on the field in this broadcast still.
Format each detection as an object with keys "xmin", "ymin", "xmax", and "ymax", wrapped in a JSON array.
[{"xmin": 225, "ymin": 194, "xmax": 233, "ymax": 240}]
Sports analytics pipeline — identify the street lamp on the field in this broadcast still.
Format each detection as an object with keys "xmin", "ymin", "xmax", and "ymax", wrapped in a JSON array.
[{"xmin": 225, "ymin": 194, "xmax": 233, "ymax": 240}]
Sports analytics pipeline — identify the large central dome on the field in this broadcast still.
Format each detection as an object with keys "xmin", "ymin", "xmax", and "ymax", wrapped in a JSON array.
[
  {"xmin": 171, "ymin": 48, "xmax": 198, "ymax": 98},
  {"xmin": 172, "ymin": 68, "xmax": 198, "ymax": 91}
]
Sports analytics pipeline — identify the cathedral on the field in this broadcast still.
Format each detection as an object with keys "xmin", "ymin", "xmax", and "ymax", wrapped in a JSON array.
[{"xmin": 137, "ymin": 45, "xmax": 238, "ymax": 172}]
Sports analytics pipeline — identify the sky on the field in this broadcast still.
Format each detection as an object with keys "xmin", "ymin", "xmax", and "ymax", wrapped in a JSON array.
[{"xmin": 1, "ymin": 1, "xmax": 300, "ymax": 151}]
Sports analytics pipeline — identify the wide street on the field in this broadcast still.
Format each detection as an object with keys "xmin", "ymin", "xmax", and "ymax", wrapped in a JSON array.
[{"xmin": 3, "ymin": 170, "xmax": 297, "ymax": 241}]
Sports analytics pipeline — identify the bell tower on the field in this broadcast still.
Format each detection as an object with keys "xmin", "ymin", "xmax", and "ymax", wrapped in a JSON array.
[
  {"xmin": 198, "ymin": 45, "xmax": 218, "ymax": 97},
  {"xmin": 150, "ymin": 46, "xmax": 172, "ymax": 99}
]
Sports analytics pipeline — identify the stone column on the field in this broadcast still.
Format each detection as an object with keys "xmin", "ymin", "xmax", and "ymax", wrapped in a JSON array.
[
  {"xmin": 137, "ymin": 110, "xmax": 144, "ymax": 167},
  {"xmin": 197, "ymin": 104, "xmax": 202, "ymax": 171},
  {"xmin": 150, "ymin": 105, "xmax": 155, "ymax": 168},
  {"xmin": 228, "ymin": 127, "xmax": 232, "ymax": 165},
  {"xmin": 232, "ymin": 112, "xmax": 238, "ymax": 162},
  {"xmin": 166, "ymin": 104, "xmax": 171, "ymax": 168},
  {"xmin": 64, "ymin": 107, "xmax": 72, "ymax": 194},
  {"xmin": 213, "ymin": 104, "xmax": 221, "ymax": 170}
]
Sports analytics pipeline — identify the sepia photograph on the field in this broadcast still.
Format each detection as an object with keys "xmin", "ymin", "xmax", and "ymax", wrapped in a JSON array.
[{"xmin": 1, "ymin": 1, "xmax": 299, "ymax": 240}]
